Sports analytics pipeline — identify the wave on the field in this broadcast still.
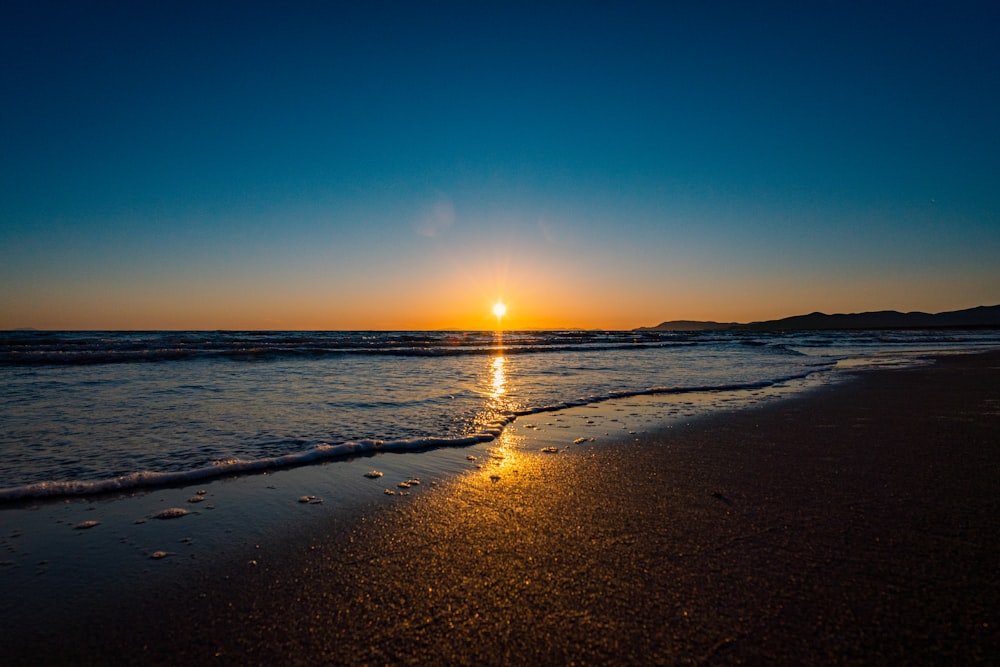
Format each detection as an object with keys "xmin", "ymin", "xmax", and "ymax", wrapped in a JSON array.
[
  {"xmin": 0, "ymin": 330, "xmax": 703, "ymax": 366},
  {"xmin": 0, "ymin": 418, "xmax": 514, "ymax": 503},
  {"xmin": 0, "ymin": 368, "xmax": 830, "ymax": 503}
]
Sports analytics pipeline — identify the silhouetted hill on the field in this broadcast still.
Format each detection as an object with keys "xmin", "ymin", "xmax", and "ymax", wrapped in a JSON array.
[
  {"xmin": 637, "ymin": 320, "xmax": 737, "ymax": 331},
  {"xmin": 639, "ymin": 305, "xmax": 1000, "ymax": 332}
]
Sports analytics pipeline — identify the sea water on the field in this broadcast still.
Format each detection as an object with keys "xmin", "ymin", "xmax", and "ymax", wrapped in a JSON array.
[{"xmin": 2, "ymin": 329, "xmax": 998, "ymax": 500}]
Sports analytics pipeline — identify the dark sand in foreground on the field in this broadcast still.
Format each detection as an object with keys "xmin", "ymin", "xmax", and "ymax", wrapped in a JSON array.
[{"xmin": 6, "ymin": 352, "xmax": 1000, "ymax": 665}]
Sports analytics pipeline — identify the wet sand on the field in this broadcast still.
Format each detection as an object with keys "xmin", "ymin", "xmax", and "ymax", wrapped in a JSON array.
[{"xmin": 4, "ymin": 352, "xmax": 999, "ymax": 665}]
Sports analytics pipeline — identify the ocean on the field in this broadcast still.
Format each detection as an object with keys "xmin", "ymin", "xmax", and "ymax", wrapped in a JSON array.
[{"xmin": 3, "ymin": 328, "xmax": 999, "ymax": 502}]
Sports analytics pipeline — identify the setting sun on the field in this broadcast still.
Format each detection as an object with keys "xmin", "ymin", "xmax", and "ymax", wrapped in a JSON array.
[{"xmin": 493, "ymin": 301, "xmax": 507, "ymax": 319}]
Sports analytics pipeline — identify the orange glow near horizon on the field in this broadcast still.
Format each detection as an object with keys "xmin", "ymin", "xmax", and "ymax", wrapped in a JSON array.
[{"xmin": 3, "ymin": 254, "xmax": 991, "ymax": 331}]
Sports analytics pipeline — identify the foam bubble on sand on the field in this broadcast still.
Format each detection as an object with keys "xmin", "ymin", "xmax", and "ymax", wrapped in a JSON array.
[
  {"xmin": 152, "ymin": 508, "xmax": 189, "ymax": 520},
  {"xmin": 74, "ymin": 520, "xmax": 100, "ymax": 530}
]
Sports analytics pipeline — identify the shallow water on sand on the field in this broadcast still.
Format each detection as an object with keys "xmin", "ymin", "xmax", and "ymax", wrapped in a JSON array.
[
  {"xmin": 0, "ymin": 375, "xmax": 824, "ymax": 625},
  {"xmin": 1, "ymin": 328, "xmax": 998, "ymax": 499}
]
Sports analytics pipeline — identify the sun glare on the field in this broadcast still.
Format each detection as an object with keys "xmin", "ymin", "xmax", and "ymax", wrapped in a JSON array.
[{"xmin": 493, "ymin": 301, "xmax": 507, "ymax": 319}]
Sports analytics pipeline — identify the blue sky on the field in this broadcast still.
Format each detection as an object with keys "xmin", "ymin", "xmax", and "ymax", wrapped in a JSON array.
[{"xmin": 2, "ymin": 0, "xmax": 998, "ymax": 329}]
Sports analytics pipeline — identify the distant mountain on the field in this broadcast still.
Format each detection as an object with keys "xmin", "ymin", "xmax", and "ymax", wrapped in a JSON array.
[
  {"xmin": 638, "ymin": 305, "xmax": 1000, "ymax": 332},
  {"xmin": 638, "ymin": 320, "xmax": 737, "ymax": 331}
]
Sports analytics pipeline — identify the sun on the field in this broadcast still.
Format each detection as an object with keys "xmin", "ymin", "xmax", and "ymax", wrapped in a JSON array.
[{"xmin": 493, "ymin": 301, "xmax": 507, "ymax": 319}]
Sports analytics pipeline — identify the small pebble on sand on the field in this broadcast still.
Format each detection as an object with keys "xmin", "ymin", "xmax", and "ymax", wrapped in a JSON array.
[
  {"xmin": 74, "ymin": 520, "xmax": 100, "ymax": 530},
  {"xmin": 364, "ymin": 470, "xmax": 384, "ymax": 478},
  {"xmin": 541, "ymin": 447, "xmax": 559, "ymax": 453},
  {"xmin": 152, "ymin": 508, "xmax": 189, "ymax": 520}
]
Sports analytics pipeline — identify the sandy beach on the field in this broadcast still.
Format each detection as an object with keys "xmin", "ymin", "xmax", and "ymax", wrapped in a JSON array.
[{"xmin": 3, "ymin": 351, "xmax": 999, "ymax": 665}]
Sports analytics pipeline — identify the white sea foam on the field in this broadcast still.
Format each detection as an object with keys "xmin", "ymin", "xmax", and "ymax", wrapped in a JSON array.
[
  {"xmin": 6, "ymin": 329, "xmax": 992, "ymax": 504},
  {"xmin": 0, "ymin": 430, "xmax": 513, "ymax": 502},
  {"xmin": 0, "ymin": 373, "xmax": 826, "ymax": 503}
]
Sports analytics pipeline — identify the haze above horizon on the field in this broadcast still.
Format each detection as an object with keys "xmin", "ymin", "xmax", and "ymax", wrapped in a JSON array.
[{"xmin": 2, "ymin": 1, "xmax": 998, "ymax": 330}]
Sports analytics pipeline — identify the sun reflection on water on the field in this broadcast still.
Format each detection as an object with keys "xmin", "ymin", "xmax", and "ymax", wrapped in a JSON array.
[
  {"xmin": 490, "ymin": 356, "xmax": 505, "ymax": 400},
  {"xmin": 469, "ymin": 332, "xmax": 525, "ymax": 478}
]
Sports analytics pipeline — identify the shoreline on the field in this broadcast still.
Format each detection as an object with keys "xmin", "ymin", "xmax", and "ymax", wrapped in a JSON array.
[{"xmin": 3, "ymin": 351, "xmax": 999, "ymax": 664}]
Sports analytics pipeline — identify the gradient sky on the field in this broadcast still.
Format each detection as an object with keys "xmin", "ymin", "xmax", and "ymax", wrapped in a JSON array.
[{"xmin": 2, "ymin": 0, "xmax": 998, "ymax": 330}]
